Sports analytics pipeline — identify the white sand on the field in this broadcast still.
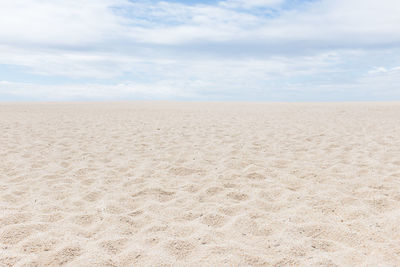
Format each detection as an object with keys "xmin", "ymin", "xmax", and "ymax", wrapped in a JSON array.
[{"xmin": 1, "ymin": 102, "xmax": 400, "ymax": 266}]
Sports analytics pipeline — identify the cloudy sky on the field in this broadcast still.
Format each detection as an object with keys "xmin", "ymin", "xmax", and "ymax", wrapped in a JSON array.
[{"xmin": 0, "ymin": 0, "xmax": 399, "ymax": 101}]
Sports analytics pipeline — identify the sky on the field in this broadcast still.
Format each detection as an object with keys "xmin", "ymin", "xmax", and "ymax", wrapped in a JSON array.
[{"xmin": 0, "ymin": 0, "xmax": 399, "ymax": 101}]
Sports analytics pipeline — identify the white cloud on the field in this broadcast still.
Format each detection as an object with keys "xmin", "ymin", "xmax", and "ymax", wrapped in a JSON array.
[
  {"xmin": 2, "ymin": 0, "xmax": 399, "ymax": 47},
  {"xmin": 219, "ymin": 0, "xmax": 284, "ymax": 9},
  {"xmin": 368, "ymin": 66, "xmax": 400, "ymax": 75},
  {"xmin": 0, "ymin": 0, "xmax": 400, "ymax": 100},
  {"xmin": 0, "ymin": 51, "xmax": 354, "ymax": 100},
  {"xmin": 0, "ymin": 0, "xmax": 128, "ymax": 47},
  {"xmin": 123, "ymin": 0, "xmax": 400, "ymax": 46},
  {"xmin": 0, "ymin": 80, "xmax": 193, "ymax": 100}
]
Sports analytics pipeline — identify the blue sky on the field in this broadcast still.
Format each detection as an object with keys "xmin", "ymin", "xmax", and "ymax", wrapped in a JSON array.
[{"xmin": 0, "ymin": 0, "xmax": 399, "ymax": 101}]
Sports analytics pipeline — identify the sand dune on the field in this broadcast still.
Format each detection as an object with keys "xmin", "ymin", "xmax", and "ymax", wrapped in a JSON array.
[{"xmin": 1, "ymin": 102, "xmax": 400, "ymax": 266}]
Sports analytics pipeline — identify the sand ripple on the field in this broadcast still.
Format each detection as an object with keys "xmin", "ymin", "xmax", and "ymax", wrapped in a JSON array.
[{"xmin": 1, "ymin": 102, "xmax": 400, "ymax": 266}]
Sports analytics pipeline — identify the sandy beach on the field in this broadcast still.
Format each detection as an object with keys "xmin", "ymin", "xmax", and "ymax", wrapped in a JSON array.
[{"xmin": 1, "ymin": 102, "xmax": 400, "ymax": 266}]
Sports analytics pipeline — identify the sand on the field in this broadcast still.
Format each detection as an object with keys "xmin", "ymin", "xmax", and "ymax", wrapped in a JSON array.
[{"xmin": 0, "ymin": 102, "xmax": 400, "ymax": 266}]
